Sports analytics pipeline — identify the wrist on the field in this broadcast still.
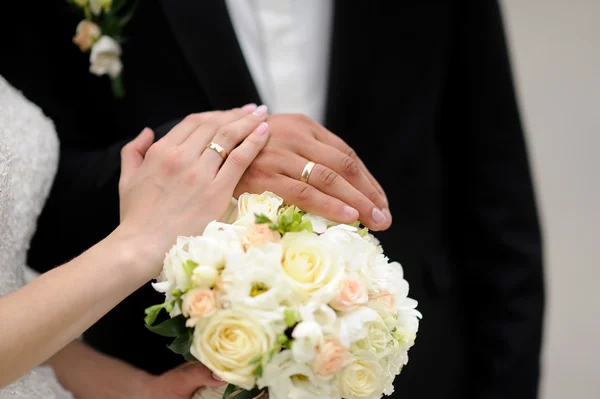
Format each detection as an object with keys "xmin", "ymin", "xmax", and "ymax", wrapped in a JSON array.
[{"xmin": 104, "ymin": 224, "xmax": 169, "ymax": 283}]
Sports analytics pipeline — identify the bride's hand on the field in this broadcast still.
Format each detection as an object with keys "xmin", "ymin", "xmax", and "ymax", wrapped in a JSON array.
[{"xmin": 116, "ymin": 106, "xmax": 269, "ymax": 275}]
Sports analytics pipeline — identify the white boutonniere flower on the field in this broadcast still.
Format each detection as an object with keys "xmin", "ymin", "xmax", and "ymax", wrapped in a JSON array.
[{"xmin": 68, "ymin": 0, "xmax": 137, "ymax": 97}]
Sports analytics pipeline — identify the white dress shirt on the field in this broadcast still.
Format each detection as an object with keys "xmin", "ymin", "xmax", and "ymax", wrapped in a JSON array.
[{"xmin": 225, "ymin": 0, "xmax": 333, "ymax": 123}]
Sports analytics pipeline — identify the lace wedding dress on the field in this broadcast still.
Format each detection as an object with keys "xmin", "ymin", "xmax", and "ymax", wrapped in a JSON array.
[{"xmin": 0, "ymin": 76, "xmax": 73, "ymax": 398}]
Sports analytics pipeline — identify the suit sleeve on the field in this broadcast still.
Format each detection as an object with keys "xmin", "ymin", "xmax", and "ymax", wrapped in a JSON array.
[{"xmin": 439, "ymin": 1, "xmax": 544, "ymax": 398}]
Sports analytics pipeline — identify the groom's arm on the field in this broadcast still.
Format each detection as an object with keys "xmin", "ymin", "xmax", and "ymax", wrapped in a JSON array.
[{"xmin": 439, "ymin": 1, "xmax": 544, "ymax": 398}]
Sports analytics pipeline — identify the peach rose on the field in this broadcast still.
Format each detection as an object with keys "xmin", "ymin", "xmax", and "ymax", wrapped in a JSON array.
[
  {"xmin": 182, "ymin": 288, "xmax": 217, "ymax": 325},
  {"xmin": 242, "ymin": 223, "xmax": 281, "ymax": 249},
  {"xmin": 73, "ymin": 20, "xmax": 101, "ymax": 52},
  {"xmin": 369, "ymin": 291, "xmax": 396, "ymax": 312},
  {"xmin": 329, "ymin": 279, "xmax": 368, "ymax": 312},
  {"xmin": 313, "ymin": 339, "xmax": 347, "ymax": 377}
]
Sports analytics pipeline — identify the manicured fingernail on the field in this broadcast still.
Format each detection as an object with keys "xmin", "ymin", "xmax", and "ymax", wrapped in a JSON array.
[
  {"xmin": 241, "ymin": 103, "xmax": 257, "ymax": 112},
  {"xmin": 212, "ymin": 373, "xmax": 224, "ymax": 382},
  {"xmin": 382, "ymin": 207, "xmax": 392, "ymax": 223},
  {"xmin": 253, "ymin": 104, "xmax": 268, "ymax": 117},
  {"xmin": 343, "ymin": 206, "xmax": 359, "ymax": 220},
  {"xmin": 372, "ymin": 208, "xmax": 386, "ymax": 225},
  {"xmin": 256, "ymin": 122, "xmax": 269, "ymax": 135}
]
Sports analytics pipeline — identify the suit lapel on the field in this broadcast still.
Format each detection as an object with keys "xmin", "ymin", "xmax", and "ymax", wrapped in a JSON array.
[{"xmin": 160, "ymin": 0, "xmax": 261, "ymax": 109}]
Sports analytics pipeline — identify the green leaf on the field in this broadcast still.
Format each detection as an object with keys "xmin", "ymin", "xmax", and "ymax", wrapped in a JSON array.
[
  {"xmin": 254, "ymin": 213, "xmax": 273, "ymax": 224},
  {"xmin": 223, "ymin": 384, "xmax": 239, "ymax": 399},
  {"xmin": 248, "ymin": 354, "xmax": 262, "ymax": 365},
  {"xmin": 276, "ymin": 334, "xmax": 289, "ymax": 345},
  {"xmin": 168, "ymin": 333, "xmax": 192, "ymax": 355},
  {"xmin": 144, "ymin": 304, "xmax": 165, "ymax": 326},
  {"xmin": 253, "ymin": 364, "xmax": 263, "ymax": 378},
  {"xmin": 183, "ymin": 352, "xmax": 198, "ymax": 362},
  {"xmin": 284, "ymin": 309, "xmax": 297, "ymax": 328},
  {"xmin": 146, "ymin": 315, "xmax": 187, "ymax": 337},
  {"xmin": 111, "ymin": 74, "xmax": 125, "ymax": 99},
  {"xmin": 164, "ymin": 299, "xmax": 176, "ymax": 313},
  {"xmin": 183, "ymin": 259, "xmax": 199, "ymax": 276},
  {"xmin": 265, "ymin": 347, "xmax": 277, "ymax": 363},
  {"xmin": 357, "ymin": 227, "xmax": 369, "ymax": 237}
]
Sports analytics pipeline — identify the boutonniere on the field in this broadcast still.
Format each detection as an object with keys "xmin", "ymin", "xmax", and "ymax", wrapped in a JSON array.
[{"xmin": 69, "ymin": 0, "xmax": 138, "ymax": 98}]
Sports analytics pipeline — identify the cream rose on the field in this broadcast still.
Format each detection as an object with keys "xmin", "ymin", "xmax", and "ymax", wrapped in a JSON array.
[
  {"xmin": 233, "ymin": 192, "xmax": 283, "ymax": 226},
  {"xmin": 353, "ymin": 317, "xmax": 393, "ymax": 356},
  {"xmin": 313, "ymin": 339, "xmax": 347, "ymax": 377},
  {"xmin": 182, "ymin": 288, "xmax": 218, "ymax": 325},
  {"xmin": 280, "ymin": 231, "xmax": 344, "ymax": 301},
  {"xmin": 191, "ymin": 309, "xmax": 276, "ymax": 390},
  {"xmin": 242, "ymin": 223, "xmax": 281, "ymax": 249},
  {"xmin": 89, "ymin": 36, "xmax": 122, "ymax": 78},
  {"xmin": 329, "ymin": 279, "xmax": 368, "ymax": 312},
  {"xmin": 339, "ymin": 353, "xmax": 385, "ymax": 399},
  {"xmin": 73, "ymin": 20, "xmax": 101, "ymax": 52}
]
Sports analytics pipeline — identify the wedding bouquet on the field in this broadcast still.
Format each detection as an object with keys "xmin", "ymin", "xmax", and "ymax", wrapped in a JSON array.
[{"xmin": 144, "ymin": 192, "xmax": 421, "ymax": 399}]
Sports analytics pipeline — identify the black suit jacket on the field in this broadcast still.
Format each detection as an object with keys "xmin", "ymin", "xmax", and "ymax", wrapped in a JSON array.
[{"xmin": 0, "ymin": 1, "xmax": 544, "ymax": 398}]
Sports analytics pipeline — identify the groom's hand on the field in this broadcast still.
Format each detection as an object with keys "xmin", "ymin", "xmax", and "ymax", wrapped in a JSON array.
[
  {"xmin": 234, "ymin": 114, "xmax": 392, "ymax": 230},
  {"xmin": 140, "ymin": 362, "xmax": 225, "ymax": 398}
]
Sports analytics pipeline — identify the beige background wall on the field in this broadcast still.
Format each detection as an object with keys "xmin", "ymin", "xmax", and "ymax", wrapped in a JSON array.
[{"xmin": 500, "ymin": 1, "xmax": 600, "ymax": 398}]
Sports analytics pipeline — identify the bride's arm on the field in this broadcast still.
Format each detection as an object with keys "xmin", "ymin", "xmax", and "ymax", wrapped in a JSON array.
[{"xmin": 0, "ymin": 109, "xmax": 270, "ymax": 387}]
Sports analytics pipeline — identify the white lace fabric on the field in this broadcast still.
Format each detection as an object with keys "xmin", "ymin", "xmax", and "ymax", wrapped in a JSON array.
[{"xmin": 0, "ymin": 76, "xmax": 73, "ymax": 398}]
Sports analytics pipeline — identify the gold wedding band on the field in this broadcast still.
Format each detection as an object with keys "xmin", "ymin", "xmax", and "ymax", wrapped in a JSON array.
[
  {"xmin": 300, "ymin": 161, "xmax": 316, "ymax": 183},
  {"xmin": 206, "ymin": 142, "xmax": 228, "ymax": 160}
]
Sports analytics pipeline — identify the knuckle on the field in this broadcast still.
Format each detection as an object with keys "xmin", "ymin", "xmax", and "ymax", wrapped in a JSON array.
[
  {"xmin": 292, "ymin": 183, "xmax": 314, "ymax": 201},
  {"xmin": 344, "ymin": 146, "xmax": 357, "ymax": 159},
  {"xmin": 162, "ymin": 148, "xmax": 185, "ymax": 172},
  {"xmin": 367, "ymin": 190, "xmax": 381, "ymax": 203},
  {"xmin": 216, "ymin": 127, "xmax": 232, "ymax": 141},
  {"xmin": 341, "ymin": 155, "xmax": 360, "ymax": 177},
  {"xmin": 247, "ymin": 165, "xmax": 274, "ymax": 180},
  {"xmin": 145, "ymin": 143, "xmax": 162, "ymax": 159},
  {"xmin": 228, "ymin": 151, "xmax": 248, "ymax": 168},
  {"xmin": 318, "ymin": 167, "xmax": 339, "ymax": 187}
]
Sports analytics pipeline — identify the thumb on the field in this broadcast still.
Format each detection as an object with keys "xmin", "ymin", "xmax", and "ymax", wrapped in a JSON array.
[
  {"xmin": 119, "ymin": 127, "xmax": 154, "ymax": 190},
  {"xmin": 161, "ymin": 362, "xmax": 225, "ymax": 397}
]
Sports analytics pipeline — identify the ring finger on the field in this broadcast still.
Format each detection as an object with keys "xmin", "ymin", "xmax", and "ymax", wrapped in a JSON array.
[{"xmin": 283, "ymin": 154, "xmax": 389, "ymax": 230}]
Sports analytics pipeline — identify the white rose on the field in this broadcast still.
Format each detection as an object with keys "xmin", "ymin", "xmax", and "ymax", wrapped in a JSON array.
[
  {"xmin": 187, "ymin": 236, "xmax": 226, "ymax": 269},
  {"xmin": 258, "ymin": 351, "xmax": 338, "ymax": 399},
  {"xmin": 291, "ymin": 320, "xmax": 323, "ymax": 363},
  {"xmin": 335, "ymin": 306, "xmax": 380, "ymax": 348},
  {"xmin": 191, "ymin": 309, "xmax": 276, "ymax": 390},
  {"xmin": 280, "ymin": 231, "xmax": 345, "ymax": 303},
  {"xmin": 353, "ymin": 316, "xmax": 393, "ymax": 357},
  {"xmin": 89, "ymin": 36, "xmax": 122, "ymax": 78},
  {"xmin": 202, "ymin": 221, "xmax": 245, "ymax": 253},
  {"xmin": 90, "ymin": 0, "xmax": 112, "ymax": 15},
  {"xmin": 233, "ymin": 191, "xmax": 283, "ymax": 226},
  {"xmin": 339, "ymin": 352, "xmax": 385, "ymax": 399}
]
